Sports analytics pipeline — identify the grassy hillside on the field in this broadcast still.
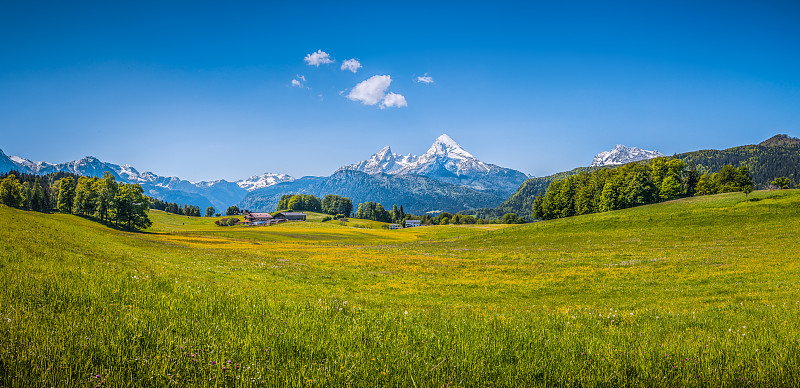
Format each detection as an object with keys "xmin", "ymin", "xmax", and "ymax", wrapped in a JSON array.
[
  {"xmin": 147, "ymin": 210, "xmax": 393, "ymax": 232},
  {"xmin": 2, "ymin": 190, "xmax": 800, "ymax": 386}
]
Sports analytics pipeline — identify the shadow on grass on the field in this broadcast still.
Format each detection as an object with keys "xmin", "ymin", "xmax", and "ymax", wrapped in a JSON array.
[{"xmin": 74, "ymin": 214, "xmax": 157, "ymax": 234}]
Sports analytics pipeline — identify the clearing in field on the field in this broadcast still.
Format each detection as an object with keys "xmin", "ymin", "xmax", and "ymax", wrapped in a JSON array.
[{"xmin": 1, "ymin": 190, "xmax": 800, "ymax": 386}]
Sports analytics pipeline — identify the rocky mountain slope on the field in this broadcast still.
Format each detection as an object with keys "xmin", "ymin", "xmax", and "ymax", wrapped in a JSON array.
[
  {"xmin": 591, "ymin": 144, "xmax": 664, "ymax": 167},
  {"xmin": 237, "ymin": 169, "xmax": 506, "ymax": 214},
  {"xmin": 340, "ymin": 134, "xmax": 529, "ymax": 196}
]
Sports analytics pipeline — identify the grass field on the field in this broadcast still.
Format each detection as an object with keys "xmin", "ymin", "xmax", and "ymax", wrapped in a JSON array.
[{"xmin": 1, "ymin": 190, "xmax": 800, "ymax": 386}]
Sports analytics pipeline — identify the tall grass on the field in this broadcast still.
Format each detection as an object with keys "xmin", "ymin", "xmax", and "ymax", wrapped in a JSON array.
[{"xmin": 1, "ymin": 190, "xmax": 799, "ymax": 386}]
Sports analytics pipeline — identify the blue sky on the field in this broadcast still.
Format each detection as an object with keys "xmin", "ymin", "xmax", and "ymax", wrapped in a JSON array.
[{"xmin": 1, "ymin": 1, "xmax": 799, "ymax": 181}]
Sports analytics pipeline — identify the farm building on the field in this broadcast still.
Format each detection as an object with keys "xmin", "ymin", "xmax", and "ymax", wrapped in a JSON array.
[
  {"xmin": 388, "ymin": 224, "xmax": 402, "ymax": 230},
  {"xmin": 274, "ymin": 212, "xmax": 307, "ymax": 221},
  {"xmin": 244, "ymin": 212, "xmax": 273, "ymax": 225},
  {"xmin": 405, "ymin": 219, "xmax": 421, "ymax": 227}
]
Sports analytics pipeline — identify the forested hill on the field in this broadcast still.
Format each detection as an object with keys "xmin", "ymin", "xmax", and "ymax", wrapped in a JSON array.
[
  {"xmin": 676, "ymin": 136, "xmax": 800, "ymax": 185},
  {"xmin": 466, "ymin": 135, "xmax": 800, "ymax": 220},
  {"xmin": 464, "ymin": 167, "xmax": 599, "ymax": 220}
]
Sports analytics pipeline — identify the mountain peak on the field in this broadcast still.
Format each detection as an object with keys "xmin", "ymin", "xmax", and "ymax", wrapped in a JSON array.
[
  {"xmin": 338, "ymin": 134, "xmax": 528, "ymax": 195},
  {"xmin": 592, "ymin": 144, "xmax": 664, "ymax": 167},
  {"xmin": 375, "ymin": 146, "xmax": 393, "ymax": 160},
  {"xmin": 434, "ymin": 134, "xmax": 458, "ymax": 146},
  {"xmin": 426, "ymin": 134, "xmax": 474, "ymax": 159},
  {"xmin": 76, "ymin": 156, "xmax": 101, "ymax": 164}
]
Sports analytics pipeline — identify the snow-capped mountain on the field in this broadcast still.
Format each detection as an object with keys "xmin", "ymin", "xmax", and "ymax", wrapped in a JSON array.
[
  {"xmin": 340, "ymin": 134, "xmax": 529, "ymax": 196},
  {"xmin": 236, "ymin": 173, "xmax": 295, "ymax": 191},
  {"xmin": 342, "ymin": 146, "xmax": 418, "ymax": 175},
  {"xmin": 0, "ymin": 148, "xmax": 291, "ymax": 210},
  {"xmin": 591, "ymin": 145, "xmax": 664, "ymax": 167}
]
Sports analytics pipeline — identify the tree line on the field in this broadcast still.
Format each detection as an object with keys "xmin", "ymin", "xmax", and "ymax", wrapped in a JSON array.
[
  {"xmin": 532, "ymin": 158, "xmax": 754, "ymax": 220},
  {"xmin": 0, "ymin": 170, "xmax": 151, "ymax": 230},
  {"xmin": 353, "ymin": 201, "xmax": 524, "ymax": 225},
  {"xmin": 149, "ymin": 198, "xmax": 206, "ymax": 217},
  {"xmin": 277, "ymin": 194, "xmax": 354, "ymax": 217}
]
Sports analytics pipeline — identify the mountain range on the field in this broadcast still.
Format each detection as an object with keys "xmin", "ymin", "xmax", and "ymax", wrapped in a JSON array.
[
  {"xmin": 0, "ymin": 134, "xmax": 529, "ymax": 213},
  {"xmin": 0, "ymin": 150, "xmax": 294, "ymax": 211},
  {"xmin": 339, "ymin": 134, "xmax": 529, "ymax": 196},
  {"xmin": 9, "ymin": 134, "xmax": 783, "ymax": 217},
  {"xmin": 240, "ymin": 134, "xmax": 529, "ymax": 213}
]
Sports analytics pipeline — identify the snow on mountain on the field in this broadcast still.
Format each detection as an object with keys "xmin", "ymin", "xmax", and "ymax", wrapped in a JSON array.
[
  {"xmin": 339, "ymin": 134, "xmax": 529, "ymax": 195},
  {"xmin": 591, "ymin": 145, "xmax": 664, "ymax": 167},
  {"xmin": 0, "ymin": 148, "xmax": 290, "ymax": 210},
  {"xmin": 340, "ymin": 146, "xmax": 418, "ymax": 175},
  {"xmin": 6, "ymin": 155, "xmax": 55, "ymax": 174},
  {"xmin": 395, "ymin": 134, "xmax": 491, "ymax": 176},
  {"xmin": 236, "ymin": 173, "xmax": 295, "ymax": 191}
]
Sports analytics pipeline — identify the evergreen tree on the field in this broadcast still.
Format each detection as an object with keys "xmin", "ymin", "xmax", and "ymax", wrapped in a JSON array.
[
  {"xmin": 56, "ymin": 177, "xmax": 77, "ymax": 213},
  {"xmin": 30, "ymin": 179, "xmax": 49, "ymax": 211},
  {"xmin": 684, "ymin": 162, "xmax": 701, "ymax": 197}
]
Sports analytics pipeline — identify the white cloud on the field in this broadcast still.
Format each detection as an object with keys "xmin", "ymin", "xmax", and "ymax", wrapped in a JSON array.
[
  {"xmin": 341, "ymin": 58, "xmax": 362, "ymax": 73},
  {"xmin": 291, "ymin": 75, "xmax": 309, "ymax": 89},
  {"xmin": 416, "ymin": 73, "xmax": 434, "ymax": 84},
  {"xmin": 346, "ymin": 75, "xmax": 392, "ymax": 105},
  {"xmin": 345, "ymin": 75, "xmax": 407, "ymax": 109},
  {"xmin": 380, "ymin": 92, "xmax": 407, "ymax": 109},
  {"xmin": 304, "ymin": 50, "xmax": 334, "ymax": 66}
]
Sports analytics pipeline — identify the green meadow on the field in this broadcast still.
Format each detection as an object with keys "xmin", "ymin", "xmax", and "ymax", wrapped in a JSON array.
[{"xmin": 1, "ymin": 190, "xmax": 800, "ymax": 387}]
